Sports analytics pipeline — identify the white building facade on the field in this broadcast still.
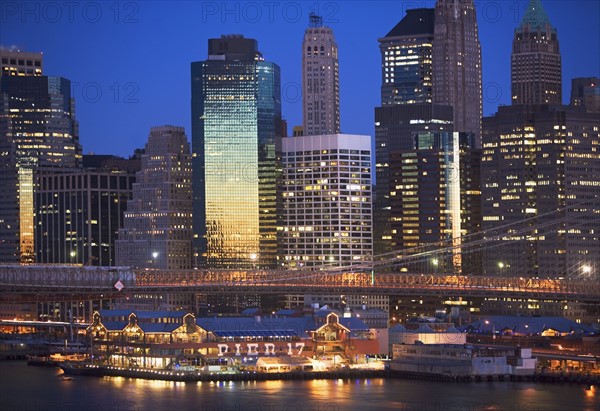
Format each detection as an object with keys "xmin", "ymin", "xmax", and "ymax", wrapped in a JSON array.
[{"xmin": 279, "ymin": 134, "xmax": 372, "ymax": 268}]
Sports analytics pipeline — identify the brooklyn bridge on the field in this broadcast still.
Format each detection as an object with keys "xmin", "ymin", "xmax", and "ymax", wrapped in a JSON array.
[
  {"xmin": 1, "ymin": 264, "xmax": 598, "ymax": 303},
  {"xmin": 1, "ymin": 201, "xmax": 598, "ymax": 304}
]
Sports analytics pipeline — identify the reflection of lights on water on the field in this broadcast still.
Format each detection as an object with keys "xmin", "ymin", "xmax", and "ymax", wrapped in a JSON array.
[
  {"xmin": 585, "ymin": 385, "xmax": 596, "ymax": 397},
  {"xmin": 521, "ymin": 387, "xmax": 537, "ymax": 397},
  {"xmin": 263, "ymin": 380, "xmax": 284, "ymax": 390}
]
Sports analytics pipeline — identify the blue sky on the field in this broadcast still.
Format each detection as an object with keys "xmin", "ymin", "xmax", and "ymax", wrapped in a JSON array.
[{"xmin": 2, "ymin": 0, "xmax": 599, "ymax": 157}]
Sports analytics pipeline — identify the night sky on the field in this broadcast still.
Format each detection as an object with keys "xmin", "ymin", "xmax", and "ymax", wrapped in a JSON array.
[{"xmin": 2, "ymin": 1, "xmax": 599, "ymax": 157}]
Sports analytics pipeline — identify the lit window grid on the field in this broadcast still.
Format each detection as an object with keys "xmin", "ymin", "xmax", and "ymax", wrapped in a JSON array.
[{"xmin": 280, "ymin": 145, "xmax": 372, "ymax": 268}]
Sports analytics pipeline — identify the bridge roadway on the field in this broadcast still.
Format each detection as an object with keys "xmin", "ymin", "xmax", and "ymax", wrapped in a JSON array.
[{"xmin": 1, "ymin": 265, "xmax": 599, "ymax": 302}]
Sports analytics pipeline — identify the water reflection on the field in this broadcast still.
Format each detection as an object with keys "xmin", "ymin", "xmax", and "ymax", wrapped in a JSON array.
[{"xmin": 0, "ymin": 362, "xmax": 597, "ymax": 411}]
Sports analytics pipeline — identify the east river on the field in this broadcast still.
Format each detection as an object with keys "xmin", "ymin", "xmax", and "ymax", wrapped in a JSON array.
[{"xmin": 0, "ymin": 361, "xmax": 597, "ymax": 411}]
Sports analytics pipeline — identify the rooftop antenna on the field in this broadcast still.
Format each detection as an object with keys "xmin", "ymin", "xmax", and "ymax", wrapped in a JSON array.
[{"xmin": 309, "ymin": 12, "xmax": 323, "ymax": 28}]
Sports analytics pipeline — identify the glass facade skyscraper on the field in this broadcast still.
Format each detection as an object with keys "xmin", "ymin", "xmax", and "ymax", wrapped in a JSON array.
[
  {"xmin": 389, "ymin": 132, "xmax": 481, "ymax": 274},
  {"xmin": 0, "ymin": 70, "xmax": 81, "ymax": 263},
  {"xmin": 378, "ymin": 8, "xmax": 434, "ymax": 106},
  {"xmin": 35, "ymin": 155, "xmax": 139, "ymax": 266},
  {"xmin": 374, "ymin": 9, "xmax": 447, "ymax": 256},
  {"xmin": 374, "ymin": 4, "xmax": 482, "ymax": 268},
  {"xmin": 191, "ymin": 35, "xmax": 281, "ymax": 268}
]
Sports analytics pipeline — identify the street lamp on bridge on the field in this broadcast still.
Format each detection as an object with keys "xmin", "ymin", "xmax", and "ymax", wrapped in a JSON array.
[{"xmin": 581, "ymin": 264, "xmax": 592, "ymax": 278}]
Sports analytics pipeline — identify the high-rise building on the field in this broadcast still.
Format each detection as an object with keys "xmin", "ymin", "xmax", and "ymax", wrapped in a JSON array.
[
  {"xmin": 570, "ymin": 77, "xmax": 600, "ymax": 113},
  {"xmin": 374, "ymin": 104, "xmax": 454, "ymax": 255},
  {"xmin": 482, "ymin": 104, "xmax": 600, "ymax": 278},
  {"xmin": 511, "ymin": 0, "xmax": 561, "ymax": 105},
  {"xmin": 374, "ymin": 7, "xmax": 451, "ymax": 256},
  {"xmin": 432, "ymin": 0, "xmax": 482, "ymax": 147},
  {"xmin": 35, "ymin": 154, "xmax": 139, "ymax": 266},
  {"xmin": 375, "ymin": 3, "xmax": 483, "ymax": 266},
  {"xmin": 279, "ymin": 135, "xmax": 379, "ymax": 312},
  {"xmin": 378, "ymin": 8, "xmax": 435, "ymax": 106},
  {"xmin": 279, "ymin": 134, "xmax": 372, "ymax": 268},
  {"xmin": 302, "ymin": 13, "xmax": 340, "ymax": 136},
  {"xmin": 389, "ymin": 132, "xmax": 481, "ymax": 274},
  {"xmin": 0, "ymin": 49, "xmax": 43, "ymax": 77},
  {"xmin": 191, "ymin": 35, "xmax": 281, "ymax": 268},
  {"xmin": 0, "ymin": 57, "xmax": 81, "ymax": 263},
  {"xmin": 116, "ymin": 126, "xmax": 192, "ymax": 270}
]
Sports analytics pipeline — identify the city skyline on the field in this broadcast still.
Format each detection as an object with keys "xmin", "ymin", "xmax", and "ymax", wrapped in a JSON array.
[{"xmin": 2, "ymin": 1, "xmax": 598, "ymax": 157}]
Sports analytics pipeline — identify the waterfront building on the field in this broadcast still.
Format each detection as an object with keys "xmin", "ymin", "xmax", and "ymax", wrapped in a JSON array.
[
  {"xmin": 0, "ymin": 54, "xmax": 81, "ymax": 263},
  {"xmin": 479, "ymin": 298, "xmax": 600, "ymax": 325},
  {"xmin": 481, "ymin": 104, "xmax": 600, "ymax": 278},
  {"xmin": 35, "ymin": 154, "xmax": 139, "ymax": 266},
  {"xmin": 511, "ymin": 0, "xmax": 562, "ymax": 105},
  {"xmin": 462, "ymin": 316, "xmax": 596, "ymax": 338},
  {"xmin": 115, "ymin": 125, "xmax": 192, "ymax": 270},
  {"xmin": 432, "ymin": 0, "xmax": 482, "ymax": 147},
  {"xmin": 87, "ymin": 310, "xmax": 378, "ymax": 370},
  {"xmin": 191, "ymin": 35, "xmax": 281, "ymax": 268},
  {"xmin": 302, "ymin": 13, "xmax": 340, "ymax": 136},
  {"xmin": 389, "ymin": 323, "xmax": 466, "ymax": 354},
  {"xmin": 390, "ymin": 343, "xmax": 536, "ymax": 376}
]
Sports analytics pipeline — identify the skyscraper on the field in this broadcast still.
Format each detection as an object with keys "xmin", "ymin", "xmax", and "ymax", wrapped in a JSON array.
[
  {"xmin": 374, "ymin": 104, "xmax": 454, "ymax": 255},
  {"xmin": 0, "ymin": 54, "xmax": 81, "ymax": 263},
  {"xmin": 191, "ymin": 35, "xmax": 281, "ymax": 268},
  {"xmin": 379, "ymin": 8, "xmax": 435, "ymax": 106},
  {"xmin": 432, "ymin": 0, "xmax": 482, "ymax": 147},
  {"xmin": 116, "ymin": 126, "xmax": 192, "ymax": 270},
  {"xmin": 482, "ymin": 105, "xmax": 600, "ymax": 278},
  {"xmin": 389, "ymin": 132, "xmax": 481, "ymax": 274},
  {"xmin": 481, "ymin": 0, "xmax": 599, "ymax": 279},
  {"xmin": 35, "ymin": 154, "xmax": 139, "ymax": 266},
  {"xmin": 374, "ymin": 8, "xmax": 449, "ymax": 255},
  {"xmin": 511, "ymin": 0, "xmax": 561, "ymax": 105},
  {"xmin": 279, "ymin": 134, "xmax": 372, "ymax": 268},
  {"xmin": 302, "ymin": 13, "xmax": 340, "ymax": 135}
]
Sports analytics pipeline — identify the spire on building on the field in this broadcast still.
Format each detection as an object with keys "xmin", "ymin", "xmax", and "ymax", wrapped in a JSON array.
[
  {"xmin": 308, "ymin": 12, "xmax": 323, "ymax": 28},
  {"xmin": 511, "ymin": 0, "xmax": 561, "ymax": 105},
  {"xmin": 517, "ymin": 0, "xmax": 555, "ymax": 32}
]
